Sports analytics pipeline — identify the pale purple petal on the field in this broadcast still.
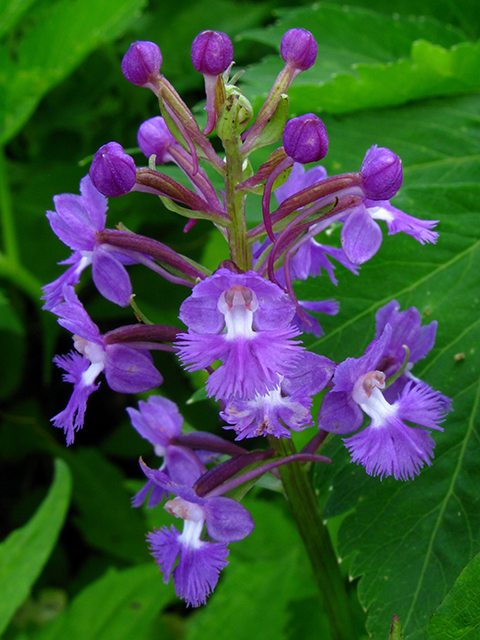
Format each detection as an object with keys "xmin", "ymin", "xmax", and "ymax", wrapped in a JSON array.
[
  {"xmin": 204, "ymin": 497, "xmax": 255, "ymax": 543},
  {"xmin": 92, "ymin": 247, "xmax": 133, "ymax": 306},
  {"xmin": 341, "ymin": 206, "xmax": 383, "ymax": 264},
  {"xmin": 104, "ymin": 344, "xmax": 162, "ymax": 393},
  {"xmin": 317, "ymin": 390, "xmax": 364, "ymax": 434}
]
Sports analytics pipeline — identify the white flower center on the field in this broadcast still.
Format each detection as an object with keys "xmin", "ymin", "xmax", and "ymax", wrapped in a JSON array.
[{"xmin": 218, "ymin": 285, "xmax": 258, "ymax": 341}]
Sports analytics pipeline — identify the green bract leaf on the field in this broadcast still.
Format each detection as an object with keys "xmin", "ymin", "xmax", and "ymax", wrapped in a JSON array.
[
  {"xmin": 427, "ymin": 551, "xmax": 480, "ymax": 639},
  {"xmin": 0, "ymin": 0, "xmax": 147, "ymax": 145},
  {"xmin": 0, "ymin": 458, "xmax": 72, "ymax": 636},
  {"xmin": 307, "ymin": 92, "xmax": 480, "ymax": 639},
  {"xmin": 33, "ymin": 564, "xmax": 173, "ymax": 640}
]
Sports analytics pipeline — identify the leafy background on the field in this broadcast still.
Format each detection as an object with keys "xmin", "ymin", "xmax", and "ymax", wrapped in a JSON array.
[{"xmin": 1, "ymin": 0, "xmax": 479, "ymax": 639}]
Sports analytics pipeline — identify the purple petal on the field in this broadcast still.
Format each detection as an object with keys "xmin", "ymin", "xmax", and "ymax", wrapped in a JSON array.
[
  {"xmin": 317, "ymin": 390, "xmax": 364, "ymax": 434},
  {"xmin": 51, "ymin": 286, "xmax": 101, "ymax": 343},
  {"xmin": 343, "ymin": 415, "xmax": 436, "ymax": 481},
  {"xmin": 204, "ymin": 497, "xmax": 255, "ymax": 542},
  {"xmin": 104, "ymin": 344, "xmax": 162, "ymax": 393},
  {"xmin": 172, "ymin": 539, "xmax": 229, "ymax": 607},
  {"xmin": 147, "ymin": 526, "xmax": 181, "ymax": 582},
  {"xmin": 396, "ymin": 381, "xmax": 451, "ymax": 430},
  {"xmin": 341, "ymin": 206, "xmax": 383, "ymax": 264},
  {"xmin": 127, "ymin": 395, "xmax": 183, "ymax": 446},
  {"xmin": 92, "ymin": 248, "xmax": 133, "ymax": 307}
]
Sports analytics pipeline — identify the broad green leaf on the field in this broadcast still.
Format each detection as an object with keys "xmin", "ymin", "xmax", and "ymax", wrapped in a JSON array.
[
  {"xmin": 427, "ymin": 551, "xmax": 480, "ymax": 639},
  {"xmin": 324, "ymin": 0, "xmax": 480, "ymax": 41},
  {"xmin": 66, "ymin": 448, "xmax": 150, "ymax": 564},
  {"xmin": 0, "ymin": 458, "xmax": 72, "ymax": 636},
  {"xmin": 306, "ymin": 92, "xmax": 480, "ymax": 638},
  {"xmin": 32, "ymin": 564, "xmax": 173, "ymax": 640},
  {"xmin": 0, "ymin": 0, "xmax": 39, "ymax": 39},
  {"xmin": 287, "ymin": 39, "xmax": 480, "ymax": 115},
  {"xmin": 239, "ymin": 4, "xmax": 480, "ymax": 116},
  {"xmin": 0, "ymin": 0, "xmax": 147, "ymax": 145}
]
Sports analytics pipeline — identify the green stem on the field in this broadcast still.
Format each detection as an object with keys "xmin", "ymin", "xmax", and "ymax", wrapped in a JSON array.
[
  {"xmin": 224, "ymin": 143, "xmax": 250, "ymax": 271},
  {"xmin": 269, "ymin": 436, "xmax": 357, "ymax": 640},
  {"xmin": 0, "ymin": 146, "xmax": 19, "ymax": 266}
]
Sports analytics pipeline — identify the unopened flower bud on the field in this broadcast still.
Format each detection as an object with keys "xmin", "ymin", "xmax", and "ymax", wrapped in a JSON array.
[
  {"xmin": 191, "ymin": 30, "xmax": 233, "ymax": 76},
  {"xmin": 121, "ymin": 41, "xmax": 162, "ymax": 87},
  {"xmin": 137, "ymin": 117, "xmax": 175, "ymax": 163},
  {"xmin": 280, "ymin": 28, "xmax": 317, "ymax": 71},
  {"xmin": 360, "ymin": 145, "xmax": 403, "ymax": 200},
  {"xmin": 90, "ymin": 142, "xmax": 136, "ymax": 197},
  {"xmin": 283, "ymin": 114, "xmax": 328, "ymax": 163}
]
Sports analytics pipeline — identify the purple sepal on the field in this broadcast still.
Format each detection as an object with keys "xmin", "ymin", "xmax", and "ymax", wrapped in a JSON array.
[
  {"xmin": 280, "ymin": 28, "xmax": 317, "ymax": 71},
  {"xmin": 127, "ymin": 395, "xmax": 183, "ymax": 445},
  {"xmin": 203, "ymin": 497, "xmax": 255, "ymax": 542},
  {"xmin": 42, "ymin": 255, "xmax": 88, "ymax": 310},
  {"xmin": 341, "ymin": 205, "xmax": 383, "ymax": 264},
  {"xmin": 283, "ymin": 114, "xmax": 328, "ymax": 164},
  {"xmin": 137, "ymin": 117, "xmax": 175, "ymax": 163},
  {"xmin": 104, "ymin": 344, "xmax": 162, "ymax": 393},
  {"xmin": 90, "ymin": 142, "xmax": 136, "ymax": 198},
  {"xmin": 191, "ymin": 30, "xmax": 233, "ymax": 75},
  {"xmin": 92, "ymin": 248, "xmax": 132, "ymax": 307},
  {"xmin": 281, "ymin": 351, "xmax": 335, "ymax": 396},
  {"xmin": 360, "ymin": 145, "xmax": 403, "ymax": 200},
  {"xmin": 132, "ymin": 479, "xmax": 168, "ymax": 509},
  {"xmin": 318, "ymin": 391, "xmax": 364, "ymax": 434},
  {"xmin": 292, "ymin": 299, "xmax": 339, "ymax": 337},
  {"xmin": 121, "ymin": 41, "xmax": 162, "ymax": 87}
]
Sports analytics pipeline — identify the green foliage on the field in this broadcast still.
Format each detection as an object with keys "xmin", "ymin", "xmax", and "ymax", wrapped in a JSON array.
[
  {"xmin": 0, "ymin": 459, "xmax": 71, "ymax": 636},
  {"xmin": 427, "ymin": 551, "xmax": 480, "ymax": 639},
  {"xmin": 31, "ymin": 564, "xmax": 174, "ymax": 640}
]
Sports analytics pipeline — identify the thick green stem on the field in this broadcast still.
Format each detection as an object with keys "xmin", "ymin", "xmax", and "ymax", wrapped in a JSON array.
[
  {"xmin": 224, "ymin": 142, "xmax": 250, "ymax": 271},
  {"xmin": 270, "ymin": 436, "xmax": 357, "ymax": 640}
]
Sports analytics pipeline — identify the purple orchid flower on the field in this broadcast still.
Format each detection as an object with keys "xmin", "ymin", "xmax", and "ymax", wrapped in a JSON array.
[
  {"xmin": 318, "ymin": 323, "xmax": 451, "ymax": 480},
  {"xmin": 51, "ymin": 287, "xmax": 162, "ymax": 444},
  {"xmin": 175, "ymin": 269, "xmax": 303, "ymax": 400},
  {"xmin": 221, "ymin": 351, "xmax": 334, "ymax": 440},
  {"xmin": 127, "ymin": 395, "xmax": 206, "ymax": 508},
  {"xmin": 140, "ymin": 461, "xmax": 254, "ymax": 607},
  {"xmin": 42, "ymin": 175, "xmax": 135, "ymax": 310}
]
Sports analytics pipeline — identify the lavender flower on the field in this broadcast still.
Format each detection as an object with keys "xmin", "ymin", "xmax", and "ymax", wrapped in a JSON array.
[
  {"xmin": 141, "ymin": 461, "xmax": 254, "ymax": 607},
  {"xmin": 221, "ymin": 352, "xmax": 334, "ymax": 439},
  {"xmin": 51, "ymin": 287, "xmax": 162, "ymax": 444},
  {"xmin": 280, "ymin": 28, "xmax": 317, "ymax": 72},
  {"xmin": 176, "ymin": 269, "xmax": 303, "ymax": 400},
  {"xmin": 89, "ymin": 142, "xmax": 137, "ymax": 198},
  {"xmin": 283, "ymin": 114, "xmax": 328, "ymax": 164},
  {"xmin": 127, "ymin": 396, "xmax": 206, "ymax": 507},
  {"xmin": 318, "ymin": 323, "xmax": 451, "ymax": 480},
  {"xmin": 121, "ymin": 41, "xmax": 162, "ymax": 91},
  {"xmin": 42, "ymin": 175, "xmax": 134, "ymax": 309}
]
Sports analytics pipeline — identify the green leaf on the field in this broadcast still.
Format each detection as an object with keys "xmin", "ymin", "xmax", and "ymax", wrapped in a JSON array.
[
  {"xmin": 0, "ymin": 0, "xmax": 39, "ymax": 40},
  {"xmin": 427, "ymin": 551, "xmax": 480, "ymax": 639},
  {"xmin": 0, "ymin": 458, "xmax": 72, "ymax": 636},
  {"xmin": 32, "ymin": 564, "xmax": 173, "ymax": 640},
  {"xmin": 307, "ymin": 92, "xmax": 480, "ymax": 638},
  {"xmin": 0, "ymin": 0, "xmax": 147, "ymax": 145},
  {"xmin": 240, "ymin": 4, "xmax": 479, "ymax": 116}
]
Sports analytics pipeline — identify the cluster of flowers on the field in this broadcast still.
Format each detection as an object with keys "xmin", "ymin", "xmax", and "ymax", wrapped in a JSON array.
[{"xmin": 43, "ymin": 28, "xmax": 451, "ymax": 606}]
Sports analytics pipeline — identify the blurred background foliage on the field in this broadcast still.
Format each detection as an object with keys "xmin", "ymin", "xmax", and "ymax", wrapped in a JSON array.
[{"xmin": 1, "ymin": 0, "xmax": 480, "ymax": 638}]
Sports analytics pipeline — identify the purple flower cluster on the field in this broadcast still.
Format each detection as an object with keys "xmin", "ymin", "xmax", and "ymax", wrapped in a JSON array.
[{"xmin": 42, "ymin": 25, "xmax": 451, "ymax": 608}]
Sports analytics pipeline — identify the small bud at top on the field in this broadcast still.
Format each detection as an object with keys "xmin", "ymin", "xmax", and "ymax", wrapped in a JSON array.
[
  {"xmin": 137, "ymin": 117, "xmax": 175, "ymax": 164},
  {"xmin": 360, "ymin": 145, "xmax": 403, "ymax": 200},
  {"xmin": 280, "ymin": 28, "xmax": 317, "ymax": 71},
  {"xmin": 121, "ymin": 41, "xmax": 162, "ymax": 87},
  {"xmin": 191, "ymin": 30, "xmax": 233, "ymax": 76},
  {"xmin": 283, "ymin": 114, "xmax": 328, "ymax": 164},
  {"xmin": 89, "ymin": 142, "xmax": 136, "ymax": 198}
]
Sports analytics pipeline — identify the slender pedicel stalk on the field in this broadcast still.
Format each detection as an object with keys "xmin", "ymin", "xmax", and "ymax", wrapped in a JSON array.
[{"xmin": 269, "ymin": 436, "xmax": 357, "ymax": 640}]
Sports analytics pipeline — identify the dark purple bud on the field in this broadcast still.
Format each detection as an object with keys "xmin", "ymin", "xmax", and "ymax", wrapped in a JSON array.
[
  {"xmin": 90, "ymin": 142, "xmax": 136, "ymax": 198},
  {"xmin": 121, "ymin": 41, "xmax": 162, "ymax": 87},
  {"xmin": 280, "ymin": 28, "xmax": 317, "ymax": 71},
  {"xmin": 283, "ymin": 114, "xmax": 328, "ymax": 163},
  {"xmin": 191, "ymin": 30, "xmax": 233, "ymax": 76},
  {"xmin": 360, "ymin": 145, "xmax": 403, "ymax": 200},
  {"xmin": 137, "ymin": 117, "xmax": 175, "ymax": 163}
]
